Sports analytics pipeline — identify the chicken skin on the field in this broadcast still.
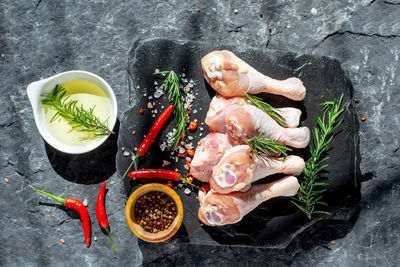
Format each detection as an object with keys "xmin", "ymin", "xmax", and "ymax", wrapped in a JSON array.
[
  {"xmin": 198, "ymin": 176, "xmax": 300, "ymax": 226},
  {"xmin": 206, "ymin": 94, "xmax": 302, "ymax": 133},
  {"xmin": 190, "ymin": 133, "xmax": 233, "ymax": 182},
  {"xmin": 209, "ymin": 145, "xmax": 305, "ymax": 194},
  {"xmin": 201, "ymin": 50, "xmax": 306, "ymax": 101}
]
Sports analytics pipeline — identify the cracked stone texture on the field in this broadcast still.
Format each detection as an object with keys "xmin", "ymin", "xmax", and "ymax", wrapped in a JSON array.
[{"xmin": 0, "ymin": 0, "xmax": 399, "ymax": 266}]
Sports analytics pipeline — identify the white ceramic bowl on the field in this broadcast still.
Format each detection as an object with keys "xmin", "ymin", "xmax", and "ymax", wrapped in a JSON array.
[{"xmin": 27, "ymin": 70, "xmax": 118, "ymax": 154}]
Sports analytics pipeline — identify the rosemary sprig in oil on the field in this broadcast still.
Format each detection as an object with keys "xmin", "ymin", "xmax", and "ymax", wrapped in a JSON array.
[
  {"xmin": 246, "ymin": 136, "xmax": 291, "ymax": 160},
  {"xmin": 154, "ymin": 71, "xmax": 189, "ymax": 150},
  {"xmin": 41, "ymin": 85, "xmax": 114, "ymax": 136},
  {"xmin": 291, "ymin": 94, "xmax": 345, "ymax": 219},
  {"xmin": 244, "ymin": 92, "xmax": 286, "ymax": 127}
]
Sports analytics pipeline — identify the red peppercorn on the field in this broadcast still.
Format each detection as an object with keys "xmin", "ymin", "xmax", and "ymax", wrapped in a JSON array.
[
  {"xmin": 166, "ymin": 181, "xmax": 173, "ymax": 188},
  {"xmin": 186, "ymin": 110, "xmax": 191, "ymax": 115},
  {"xmin": 178, "ymin": 153, "xmax": 185, "ymax": 158},
  {"xmin": 186, "ymin": 149, "xmax": 195, "ymax": 157},
  {"xmin": 188, "ymin": 119, "xmax": 198, "ymax": 131},
  {"xmin": 186, "ymin": 160, "xmax": 191, "ymax": 168},
  {"xmin": 140, "ymin": 108, "xmax": 144, "ymax": 114},
  {"xmin": 186, "ymin": 173, "xmax": 194, "ymax": 184}
]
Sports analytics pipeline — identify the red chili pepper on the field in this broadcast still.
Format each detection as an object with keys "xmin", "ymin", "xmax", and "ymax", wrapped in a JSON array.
[
  {"xmin": 122, "ymin": 105, "xmax": 174, "ymax": 178},
  {"xmin": 96, "ymin": 181, "xmax": 116, "ymax": 258},
  {"xmin": 186, "ymin": 149, "xmax": 195, "ymax": 157},
  {"xmin": 34, "ymin": 188, "xmax": 91, "ymax": 248},
  {"xmin": 127, "ymin": 169, "xmax": 199, "ymax": 189},
  {"xmin": 140, "ymin": 108, "xmax": 144, "ymax": 114},
  {"xmin": 188, "ymin": 119, "xmax": 198, "ymax": 131}
]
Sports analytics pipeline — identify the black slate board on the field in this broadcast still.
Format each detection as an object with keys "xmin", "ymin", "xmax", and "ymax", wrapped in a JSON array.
[{"xmin": 116, "ymin": 38, "xmax": 360, "ymax": 248}]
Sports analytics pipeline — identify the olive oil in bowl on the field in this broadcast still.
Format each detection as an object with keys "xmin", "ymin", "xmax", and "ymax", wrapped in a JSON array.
[{"xmin": 42, "ymin": 80, "xmax": 112, "ymax": 146}]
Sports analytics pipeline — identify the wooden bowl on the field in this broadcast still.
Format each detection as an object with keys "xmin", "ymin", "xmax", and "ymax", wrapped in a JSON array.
[{"xmin": 125, "ymin": 183, "xmax": 184, "ymax": 243}]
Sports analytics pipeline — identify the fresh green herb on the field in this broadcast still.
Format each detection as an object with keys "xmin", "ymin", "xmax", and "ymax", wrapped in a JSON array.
[
  {"xmin": 291, "ymin": 94, "xmax": 345, "ymax": 219},
  {"xmin": 246, "ymin": 136, "xmax": 291, "ymax": 160},
  {"xmin": 154, "ymin": 70, "xmax": 189, "ymax": 150},
  {"xmin": 41, "ymin": 85, "xmax": 114, "ymax": 136},
  {"xmin": 244, "ymin": 92, "xmax": 286, "ymax": 127}
]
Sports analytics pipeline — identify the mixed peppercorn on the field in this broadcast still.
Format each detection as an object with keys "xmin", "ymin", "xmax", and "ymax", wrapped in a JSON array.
[{"xmin": 134, "ymin": 191, "xmax": 177, "ymax": 233}]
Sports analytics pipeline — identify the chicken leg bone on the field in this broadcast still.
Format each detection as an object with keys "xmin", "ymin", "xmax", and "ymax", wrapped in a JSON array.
[
  {"xmin": 198, "ymin": 176, "xmax": 300, "ymax": 226},
  {"xmin": 201, "ymin": 50, "xmax": 306, "ymax": 101},
  {"xmin": 210, "ymin": 145, "xmax": 305, "ymax": 194}
]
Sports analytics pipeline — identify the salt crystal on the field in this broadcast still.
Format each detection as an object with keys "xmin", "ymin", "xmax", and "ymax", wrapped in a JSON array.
[
  {"xmin": 178, "ymin": 183, "xmax": 183, "ymax": 188},
  {"xmin": 184, "ymin": 165, "xmax": 189, "ymax": 170},
  {"xmin": 190, "ymin": 79, "xmax": 194, "ymax": 83},
  {"xmin": 155, "ymin": 68, "xmax": 160, "ymax": 73},
  {"xmin": 94, "ymin": 236, "xmax": 97, "ymax": 241},
  {"xmin": 200, "ymin": 127, "xmax": 203, "ymax": 131},
  {"xmin": 152, "ymin": 114, "xmax": 156, "ymax": 118},
  {"xmin": 179, "ymin": 147, "xmax": 186, "ymax": 153},
  {"xmin": 182, "ymin": 73, "xmax": 186, "ymax": 77},
  {"xmin": 184, "ymin": 188, "xmax": 191, "ymax": 195},
  {"xmin": 311, "ymin": 8, "xmax": 317, "ymax": 14},
  {"xmin": 123, "ymin": 151, "xmax": 130, "ymax": 157},
  {"xmin": 193, "ymin": 109, "xmax": 198, "ymax": 114},
  {"xmin": 153, "ymin": 89, "xmax": 164, "ymax": 98},
  {"xmin": 144, "ymin": 93, "xmax": 147, "ymax": 96},
  {"xmin": 148, "ymin": 96, "xmax": 153, "ymax": 100},
  {"xmin": 83, "ymin": 198, "xmax": 88, "ymax": 207},
  {"xmin": 199, "ymin": 133, "xmax": 203, "ymax": 137},
  {"xmin": 175, "ymin": 168, "xmax": 179, "ymax": 172},
  {"xmin": 154, "ymin": 81, "xmax": 158, "ymax": 85},
  {"xmin": 188, "ymin": 136, "xmax": 193, "ymax": 140},
  {"xmin": 186, "ymin": 157, "xmax": 191, "ymax": 161}
]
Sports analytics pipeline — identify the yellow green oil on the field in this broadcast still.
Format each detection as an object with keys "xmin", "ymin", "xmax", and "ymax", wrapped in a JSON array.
[{"xmin": 42, "ymin": 80, "xmax": 111, "ymax": 146}]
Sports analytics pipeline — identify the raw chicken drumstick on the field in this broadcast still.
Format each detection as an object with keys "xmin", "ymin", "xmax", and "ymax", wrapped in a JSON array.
[
  {"xmin": 190, "ymin": 133, "xmax": 233, "ymax": 182},
  {"xmin": 210, "ymin": 145, "xmax": 305, "ymax": 194},
  {"xmin": 206, "ymin": 94, "xmax": 302, "ymax": 133},
  {"xmin": 201, "ymin": 50, "xmax": 306, "ymax": 101},
  {"xmin": 198, "ymin": 176, "xmax": 300, "ymax": 226},
  {"xmin": 225, "ymin": 104, "xmax": 310, "ymax": 148}
]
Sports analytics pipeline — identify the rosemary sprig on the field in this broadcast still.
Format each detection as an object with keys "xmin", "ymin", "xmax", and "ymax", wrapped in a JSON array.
[
  {"xmin": 154, "ymin": 70, "xmax": 189, "ymax": 150},
  {"xmin": 291, "ymin": 94, "xmax": 345, "ymax": 219},
  {"xmin": 244, "ymin": 92, "xmax": 286, "ymax": 127},
  {"xmin": 41, "ymin": 85, "xmax": 114, "ymax": 136},
  {"xmin": 246, "ymin": 136, "xmax": 291, "ymax": 160}
]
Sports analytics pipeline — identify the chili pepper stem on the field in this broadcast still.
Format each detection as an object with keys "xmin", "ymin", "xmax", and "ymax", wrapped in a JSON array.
[
  {"xmin": 178, "ymin": 177, "xmax": 199, "ymax": 189},
  {"xmin": 104, "ymin": 226, "xmax": 116, "ymax": 259},
  {"xmin": 122, "ymin": 153, "xmax": 141, "ymax": 179},
  {"xmin": 34, "ymin": 189, "xmax": 66, "ymax": 204}
]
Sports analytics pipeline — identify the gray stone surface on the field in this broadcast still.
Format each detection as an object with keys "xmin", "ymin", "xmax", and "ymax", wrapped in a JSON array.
[{"xmin": 1, "ymin": 0, "xmax": 399, "ymax": 266}]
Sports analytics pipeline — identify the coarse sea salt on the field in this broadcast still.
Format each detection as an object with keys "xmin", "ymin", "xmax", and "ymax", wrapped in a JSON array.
[{"xmin": 123, "ymin": 151, "xmax": 130, "ymax": 157}]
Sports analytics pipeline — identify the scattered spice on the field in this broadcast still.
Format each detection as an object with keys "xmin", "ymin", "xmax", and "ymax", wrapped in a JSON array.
[
  {"xmin": 186, "ymin": 149, "xmax": 195, "ymax": 157},
  {"xmin": 234, "ymin": 8, "xmax": 238, "ymax": 14},
  {"xmin": 259, "ymin": 12, "xmax": 263, "ymax": 18},
  {"xmin": 134, "ymin": 191, "xmax": 177, "ymax": 233},
  {"xmin": 279, "ymin": 28, "xmax": 283, "ymax": 33},
  {"xmin": 132, "ymin": 130, "xmax": 136, "ymax": 135},
  {"xmin": 178, "ymin": 153, "xmax": 185, "ymax": 158},
  {"xmin": 355, "ymin": 98, "xmax": 360, "ymax": 103},
  {"xmin": 188, "ymin": 119, "xmax": 198, "ymax": 131},
  {"xmin": 286, "ymin": 24, "xmax": 291, "ymax": 29},
  {"xmin": 4, "ymin": 178, "xmax": 8, "ymax": 183},
  {"xmin": 140, "ymin": 108, "xmax": 144, "ymax": 114},
  {"xmin": 197, "ymin": 8, "xmax": 200, "ymax": 12},
  {"xmin": 147, "ymin": 102, "xmax": 153, "ymax": 109},
  {"xmin": 166, "ymin": 181, "xmax": 173, "ymax": 188},
  {"xmin": 60, "ymin": 239, "xmax": 65, "ymax": 244},
  {"xmin": 186, "ymin": 160, "xmax": 191, "ymax": 168},
  {"xmin": 331, "ymin": 240, "xmax": 336, "ymax": 244},
  {"xmin": 162, "ymin": 160, "xmax": 171, "ymax": 167},
  {"xmin": 361, "ymin": 115, "xmax": 366, "ymax": 121},
  {"xmin": 186, "ymin": 110, "xmax": 191, "ymax": 115}
]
